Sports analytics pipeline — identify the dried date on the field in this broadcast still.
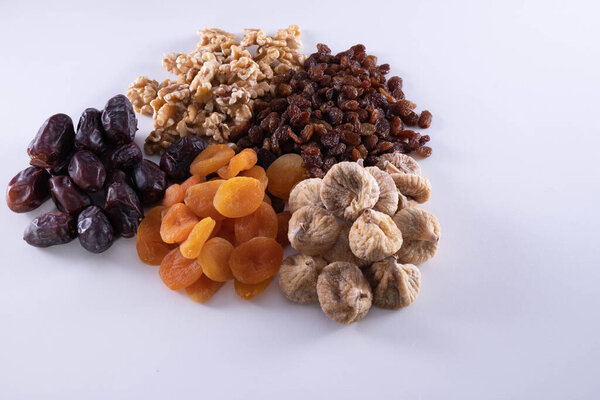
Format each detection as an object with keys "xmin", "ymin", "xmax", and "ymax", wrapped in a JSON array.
[
  {"xmin": 104, "ymin": 182, "xmax": 143, "ymax": 238},
  {"xmin": 23, "ymin": 211, "xmax": 76, "ymax": 247},
  {"xmin": 101, "ymin": 95, "xmax": 137, "ymax": 145},
  {"xmin": 68, "ymin": 150, "xmax": 106, "ymax": 192},
  {"xmin": 27, "ymin": 113, "xmax": 75, "ymax": 168},
  {"xmin": 77, "ymin": 206, "xmax": 114, "ymax": 253},
  {"xmin": 6, "ymin": 167, "xmax": 51, "ymax": 213},
  {"xmin": 49, "ymin": 175, "xmax": 92, "ymax": 216}
]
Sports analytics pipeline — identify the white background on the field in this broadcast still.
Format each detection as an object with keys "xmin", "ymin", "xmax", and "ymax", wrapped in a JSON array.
[{"xmin": 1, "ymin": 1, "xmax": 599, "ymax": 399}]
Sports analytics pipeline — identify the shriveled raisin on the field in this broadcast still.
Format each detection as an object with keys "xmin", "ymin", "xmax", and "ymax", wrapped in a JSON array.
[
  {"xmin": 190, "ymin": 144, "xmax": 235, "ymax": 177},
  {"xmin": 213, "ymin": 177, "xmax": 264, "ymax": 218},
  {"xmin": 234, "ymin": 202, "xmax": 278, "ymax": 244},
  {"xmin": 136, "ymin": 206, "xmax": 177, "ymax": 265},
  {"xmin": 418, "ymin": 110, "xmax": 432, "ymax": 129},
  {"xmin": 159, "ymin": 247, "xmax": 203, "ymax": 290},
  {"xmin": 229, "ymin": 237, "xmax": 283, "ymax": 284},
  {"xmin": 160, "ymin": 203, "xmax": 199, "ymax": 244},
  {"xmin": 198, "ymin": 237, "xmax": 234, "ymax": 282},
  {"xmin": 234, "ymin": 278, "xmax": 273, "ymax": 300},
  {"xmin": 179, "ymin": 217, "xmax": 216, "ymax": 259}
]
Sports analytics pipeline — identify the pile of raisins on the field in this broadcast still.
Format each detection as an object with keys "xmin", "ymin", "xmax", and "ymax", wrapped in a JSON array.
[
  {"xmin": 233, "ymin": 43, "xmax": 433, "ymax": 178},
  {"xmin": 6, "ymin": 95, "xmax": 204, "ymax": 253}
]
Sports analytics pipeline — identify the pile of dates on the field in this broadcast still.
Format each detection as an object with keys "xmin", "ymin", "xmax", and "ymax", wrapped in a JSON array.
[{"xmin": 5, "ymin": 95, "xmax": 204, "ymax": 253}]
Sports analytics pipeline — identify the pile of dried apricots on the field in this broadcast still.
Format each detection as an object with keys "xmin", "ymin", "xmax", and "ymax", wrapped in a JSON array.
[{"xmin": 136, "ymin": 145, "xmax": 304, "ymax": 302}]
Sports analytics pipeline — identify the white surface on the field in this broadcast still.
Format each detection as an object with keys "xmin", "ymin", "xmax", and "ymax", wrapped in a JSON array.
[{"xmin": 1, "ymin": 1, "xmax": 599, "ymax": 399}]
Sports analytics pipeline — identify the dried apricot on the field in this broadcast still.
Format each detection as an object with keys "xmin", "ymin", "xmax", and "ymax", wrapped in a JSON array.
[
  {"xmin": 234, "ymin": 202, "xmax": 278, "ymax": 244},
  {"xmin": 190, "ymin": 144, "xmax": 235, "ymax": 177},
  {"xmin": 179, "ymin": 217, "xmax": 216, "ymax": 259},
  {"xmin": 234, "ymin": 277, "xmax": 273, "ymax": 300},
  {"xmin": 136, "ymin": 206, "xmax": 177, "ymax": 265},
  {"xmin": 266, "ymin": 154, "xmax": 306, "ymax": 200},
  {"xmin": 184, "ymin": 180, "xmax": 225, "ymax": 221},
  {"xmin": 159, "ymin": 247, "xmax": 203, "ymax": 290},
  {"xmin": 198, "ymin": 237, "xmax": 234, "ymax": 282},
  {"xmin": 217, "ymin": 148, "xmax": 258, "ymax": 179},
  {"xmin": 185, "ymin": 274, "xmax": 225, "ymax": 303},
  {"xmin": 213, "ymin": 177, "xmax": 264, "ymax": 218},
  {"xmin": 209, "ymin": 219, "xmax": 222, "ymax": 239},
  {"xmin": 162, "ymin": 184, "xmax": 184, "ymax": 207},
  {"xmin": 276, "ymin": 211, "xmax": 292, "ymax": 247},
  {"xmin": 217, "ymin": 218, "xmax": 237, "ymax": 244},
  {"xmin": 229, "ymin": 237, "xmax": 283, "ymax": 284},
  {"xmin": 240, "ymin": 165, "xmax": 268, "ymax": 190},
  {"xmin": 181, "ymin": 175, "xmax": 205, "ymax": 191},
  {"xmin": 160, "ymin": 203, "xmax": 199, "ymax": 244}
]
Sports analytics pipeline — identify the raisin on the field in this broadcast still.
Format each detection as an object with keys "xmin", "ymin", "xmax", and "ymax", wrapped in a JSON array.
[
  {"xmin": 276, "ymin": 211, "xmax": 292, "ymax": 247},
  {"xmin": 105, "ymin": 142, "xmax": 143, "ymax": 171},
  {"xmin": 198, "ymin": 237, "xmax": 234, "ymax": 282},
  {"xmin": 101, "ymin": 94, "xmax": 137, "ymax": 145},
  {"xmin": 234, "ymin": 277, "xmax": 273, "ymax": 300},
  {"xmin": 418, "ymin": 110, "xmax": 432, "ymax": 129},
  {"xmin": 234, "ymin": 202, "xmax": 278, "ymax": 244},
  {"xmin": 213, "ymin": 177, "xmax": 264, "ymax": 218},
  {"xmin": 159, "ymin": 135, "xmax": 207, "ymax": 181},
  {"xmin": 159, "ymin": 203, "xmax": 199, "ymax": 244},
  {"xmin": 49, "ymin": 175, "xmax": 92, "ymax": 216},
  {"xmin": 401, "ymin": 111, "xmax": 420, "ymax": 127},
  {"xmin": 131, "ymin": 160, "xmax": 167, "ymax": 205},
  {"xmin": 68, "ymin": 150, "xmax": 106, "ymax": 192},
  {"xmin": 6, "ymin": 166, "xmax": 51, "ymax": 213},
  {"xmin": 104, "ymin": 181, "xmax": 143, "ymax": 238},
  {"xmin": 269, "ymin": 194, "xmax": 285, "ymax": 213},
  {"xmin": 217, "ymin": 148, "xmax": 258, "ymax": 179},
  {"xmin": 77, "ymin": 205, "xmax": 114, "ymax": 253},
  {"xmin": 416, "ymin": 146, "xmax": 432, "ymax": 157},
  {"xmin": 229, "ymin": 237, "xmax": 283, "ymax": 284},
  {"xmin": 75, "ymin": 108, "xmax": 109, "ymax": 154},
  {"xmin": 179, "ymin": 217, "xmax": 216, "ymax": 259},
  {"xmin": 185, "ymin": 275, "xmax": 225, "ymax": 303},
  {"xmin": 184, "ymin": 180, "xmax": 225, "ymax": 220},
  {"xmin": 136, "ymin": 206, "xmax": 177, "ymax": 265},
  {"xmin": 265, "ymin": 154, "xmax": 306, "ymax": 200},
  {"xmin": 256, "ymin": 148, "xmax": 277, "ymax": 169},
  {"xmin": 28, "ymin": 113, "xmax": 75, "ymax": 169},
  {"xmin": 190, "ymin": 144, "xmax": 235, "ymax": 177},
  {"xmin": 159, "ymin": 247, "xmax": 203, "ymax": 290},
  {"xmin": 23, "ymin": 211, "xmax": 76, "ymax": 247}
]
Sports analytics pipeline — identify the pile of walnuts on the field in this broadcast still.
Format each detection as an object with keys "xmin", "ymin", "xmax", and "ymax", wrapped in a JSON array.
[
  {"xmin": 126, "ymin": 26, "xmax": 306, "ymax": 154},
  {"xmin": 278, "ymin": 154, "xmax": 440, "ymax": 324}
]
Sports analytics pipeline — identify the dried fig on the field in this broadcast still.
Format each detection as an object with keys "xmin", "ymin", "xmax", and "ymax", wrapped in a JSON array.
[
  {"xmin": 278, "ymin": 254, "xmax": 327, "ymax": 304},
  {"xmin": 320, "ymin": 162, "xmax": 379, "ymax": 221},
  {"xmin": 390, "ymin": 173, "xmax": 431, "ymax": 203},
  {"xmin": 317, "ymin": 262, "xmax": 372, "ymax": 324},
  {"xmin": 365, "ymin": 257, "xmax": 421, "ymax": 309},
  {"xmin": 349, "ymin": 209, "xmax": 403, "ymax": 262},
  {"xmin": 393, "ymin": 207, "xmax": 440, "ymax": 264},
  {"xmin": 377, "ymin": 153, "xmax": 421, "ymax": 175},
  {"xmin": 288, "ymin": 205, "xmax": 340, "ymax": 256},
  {"xmin": 323, "ymin": 225, "xmax": 369, "ymax": 268},
  {"xmin": 288, "ymin": 178, "xmax": 323, "ymax": 214},
  {"xmin": 366, "ymin": 167, "xmax": 398, "ymax": 216}
]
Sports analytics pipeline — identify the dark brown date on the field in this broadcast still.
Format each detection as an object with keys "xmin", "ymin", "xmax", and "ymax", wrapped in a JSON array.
[
  {"xmin": 159, "ymin": 136, "xmax": 207, "ymax": 181},
  {"xmin": 68, "ymin": 150, "xmax": 106, "ymax": 192},
  {"xmin": 75, "ymin": 108, "xmax": 110, "ymax": 154},
  {"xmin": 105, "ymin": 142, "xmax": 142, "ymax": 171},
  {"xmin": 77, "ymin": 206, "xmax": 114, "ymax": 253},
  {"xmin": 6, "ymin": 167, "xmax": 51, "ymax": 213},
  {"xmin": 104, "ymin": 182, "xmax": 143, "ymax": 238},
  {"xmin": 23, "ymin": 211, "xmax": 76, "ymax": 247},
  {"xmin": 27, "ymin": 113, "xmax": 75, "ymax": 168},
  {"xmin": 131, "ymin": 160, "xmax": 167, "ymax": 205},
  {"xmin": 101, "ymin": 95, "xmax": 137, "ymax": 145},
  {"xmin": 49, "ymin": 175, "xmax": 91, "ymax": 216}
]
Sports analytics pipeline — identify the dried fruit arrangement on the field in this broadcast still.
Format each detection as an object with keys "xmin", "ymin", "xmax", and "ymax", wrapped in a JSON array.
[
  {"xmin": 136, "ymin": 145, "xmax": 296, "ymax": 302},
  {"xmin": 6, "ymin": 95, "xmax": 168, "ymax": 252},
  {"xmin": 279, "ymin": 155, "xmax": 440, "ymax": 324}
]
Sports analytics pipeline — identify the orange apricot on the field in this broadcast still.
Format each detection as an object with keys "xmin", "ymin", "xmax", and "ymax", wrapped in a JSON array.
[
  {"xmin": 234, "ymin": 277, "xmax": 273, "ymax": 300},
  {"xmin": 229, "ymin": 237, "xmax": 283, "ymax": 284},
  {"xmin": 159, "ymin": 247, "xmax": 203, "ymax": 290},
  {"xmin": 234, "ymin": 202, "xmax": 278, "ymax": 244},
  {"xmin": 275, "ymin": 211, "xmax": 292, "ymax": 247},
  {"xmin": 240, "ymin": 165, "xmax": 268, "ymax": 190},
  {"xmin": 217, "ymin": 148, "xmax": 258, "ymax": 179},
  {"xmin": 160, "ymin": 203, "xmax": 199, "ymax": 244},
  {"xmin": 213, "ymin": 177, "xmax": 264, "ymax": 218},
  {"xmin": 185, "ymin": 275, "xmax": 225, "ymax": 303},
  {"xmin": 190, "ymin": 144, "xmax": 235, "ymax": 177},
  {"xmin": 198, "ymin": 237, "xmax": 234, "ymax": 282},
  {"xmin": 184, "ymin": 180, "xmax": 225, "ymax": 220},
  {"xmin": 136, "ymin": 206, "xmax": 177, "ymax": 265},
  {"xmin": 266, "ymin": 154, "xmax": 306, "ymax": 200},
  {"xmin": 179, "ymin": 217, "xmax": 216, "ymax": 259}
]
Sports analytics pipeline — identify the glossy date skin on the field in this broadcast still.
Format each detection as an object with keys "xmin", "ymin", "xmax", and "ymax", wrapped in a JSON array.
[
  {"xmin": 159, "ymin": 136, "xmax": 207, "ymax": 181},
  {"xmin": 28, "ymin": 113, "xmax": 75, "ymax": 169},
  {"xmin": 105, "ymin": 142, "xmax": 142, "ymax": 171},
  {"xmin": 49, "ymin": 175, "xmax": 91, "ymax": 216},
  {"xmin": 23, "ymin": 211, "xmax": 76, "ymax": 247},
  {"xmin": 101, "ymin": 95, "xmax": 137, "ymax": 145},
  {"xmin": 131, "ymin": 160, "xmax": 167, "ymax": 205},
  {"xmin": 104, "ymin": 182, "xmax": 143, "ymax": 238},
  {"xmin": 6, "ymin": 166, "xmax": 51, "ymax": 212},
  {"xmin": 68, "ymin": 150, "xmax": 106, "ymax": 192},
  {"xmin": 75, "ymin": 108, "xmax": 110, "ymax": 154},
  {"xmin": 77, "ymin": 206, "xmax": 114, "ymax": 253}
]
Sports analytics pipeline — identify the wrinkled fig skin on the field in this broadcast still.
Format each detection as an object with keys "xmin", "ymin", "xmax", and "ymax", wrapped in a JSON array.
[
  {"xmin": 366, "ymin": 258, "xmax": 421, "ymax": 309},
  {"xmin": 104, "ymin": 182, "xmax": 143, "ymax": 238},
  {"xmin": 288, "ymin": 205, "xmax": 340, "ymax": 256},
  {"xmin": 366, "ymin": 167, "xmax": 398, "ymax": 217},
  {"xmin": 75, "ymin": 108, "xmax": 110, "ymax": 154},
  {"xmin": 27, "ymin": 113, "xmax": 75, "ymax": 168},
  {"xmin": 288, "ymin": 178, "xmax": 323, "ymax": 214},
  {"xmin": 105, "ymin": 142, "xmax": 143, "ymax": 171},
  {"xmin": 377, "ymin": 153, "xmax": 421, "ymax": 175},
  {"xmin": 49, "ymin": 175, "xmax": 92, "ymax": 216},
  {"xmin": 23, "ymin": 211, "xmax": 76, "ymax": 247},
  {"xmin": 317, "ymin": 262, "xmax": 372, "ymax": 325},
  {"xmin": 131, "ymin": 160, "xmax": 167, "ymax": 205},
  {"xmin": 393, "ymin": 207, "xmax": 440, "ymax": 264},
  {"xmin": 68, "ymin": 150, "xmax": 106, "ymax": 192},
  {"xmin": 6, "ymin": 167, "xmax": 51, "ymax": 213},
  {"xmin": 278, "ymin": 254, "xmax": 327, "ymax": 304},
  {"xmin": 101, "ymin": 95, "xmax": 137, "ymax": 145},
  {"xmin": 160, "ymin": 136, "xmax": 207, "ymax": 181},
  {"xmin": 77, "ymin": 206, "xmax": 114, "ymax": 253},
  {"xmin": 349, "ymin": 209, "xmax": 403, "ymax": 263}
]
